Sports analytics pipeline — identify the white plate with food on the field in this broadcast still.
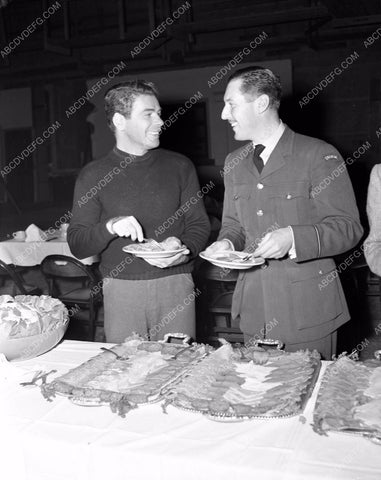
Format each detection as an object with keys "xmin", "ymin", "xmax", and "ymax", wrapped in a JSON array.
[
  {"xmin": 123, "ymin": 245, "xmax": 187, "ymax": 258},
  {"xmin": 123, "ymin": 236, "xmax": 187, "ymax": 259},
  {"xmin": 199, "ymin": 251, "xmax": 265, "ymax": 269}
]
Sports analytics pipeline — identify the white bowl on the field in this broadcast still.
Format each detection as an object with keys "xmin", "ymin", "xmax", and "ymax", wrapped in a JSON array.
[{"xmin": 0, "ymin": 322, "xmax": 68, "ymax": 362}]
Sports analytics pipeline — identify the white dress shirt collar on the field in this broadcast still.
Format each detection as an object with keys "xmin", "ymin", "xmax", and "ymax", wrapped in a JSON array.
[{"xmin": 253, "ymin": 120, "xmax": 285, "ymax": 164}]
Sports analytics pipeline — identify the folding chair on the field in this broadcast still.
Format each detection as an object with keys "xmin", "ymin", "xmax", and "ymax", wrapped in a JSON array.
[
  {"xmin": 0, "ymin": 259, "xmax": 41, "ymax": 295},
  {"xmin": 41, "ymin": 255, "xmax": 102, "ymax": 341}
]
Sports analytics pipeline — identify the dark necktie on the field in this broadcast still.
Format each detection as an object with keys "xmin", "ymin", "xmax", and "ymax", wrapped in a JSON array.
[{"xmin": 253, "ymin": 144, "xmax": 265, "ymax": 174}]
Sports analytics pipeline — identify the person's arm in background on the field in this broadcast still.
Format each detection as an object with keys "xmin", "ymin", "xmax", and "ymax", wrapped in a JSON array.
[
  {"xmin": 365, "ymin": 164, "xmax": 381, "ymax": 276},
  {"xmin": 67, "ymin": 166, "xmax": 116, "ymax": 259},
  {"xmin": 291, "ymin": 144, "xmax": 363, "ymax": 261}
]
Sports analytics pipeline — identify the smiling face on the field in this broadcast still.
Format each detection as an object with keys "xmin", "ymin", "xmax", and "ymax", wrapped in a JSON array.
[
  {"xmin": 221, "ymin": 78, "xmax": 259, "ymax": 142},
  {"xmin": 113, "ymin": 94, "xmax": 163, "ymax": 155}
]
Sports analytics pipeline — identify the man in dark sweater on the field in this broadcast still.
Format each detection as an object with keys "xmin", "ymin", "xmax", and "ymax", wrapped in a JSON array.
[{"xmin": 68, "ymin": 80, "xmax": 210, "ymax": 342}]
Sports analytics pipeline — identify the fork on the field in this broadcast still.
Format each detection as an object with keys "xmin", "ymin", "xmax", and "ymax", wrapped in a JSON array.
[
  {"xmin": 100, "ymin": 347, "xmax": 129, "ymax": 360},
  {"xmin": 142, "ymin": 237, "xmax": 162, "ymax": 248},
  {"xmin": 167, "ymin": 345, "xmax": 192, "ymax": 360}
]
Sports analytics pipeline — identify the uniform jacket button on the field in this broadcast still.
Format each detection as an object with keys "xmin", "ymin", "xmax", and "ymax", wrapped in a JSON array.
[
  {"xmin": 257, "ymin": 183, "xmax": 264, "ymax": 189},
  {"xmin": 257, "ymin": 209, "xmax": 263, "ymax": 216}
]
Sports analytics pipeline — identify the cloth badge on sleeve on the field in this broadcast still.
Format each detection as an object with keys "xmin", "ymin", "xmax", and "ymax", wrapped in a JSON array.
[{"xmin": 324, "ymin": 154, "xmax": 339, "ymax": 161}]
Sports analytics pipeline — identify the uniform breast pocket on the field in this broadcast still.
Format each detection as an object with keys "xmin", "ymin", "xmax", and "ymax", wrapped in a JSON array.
[
  {"xmin": 233, "ymin": 185, "xmax": 252, "ymax": 226},
  {"xmin": 267, "ymin": 182, "xmax": 310, "ymax": 225}
]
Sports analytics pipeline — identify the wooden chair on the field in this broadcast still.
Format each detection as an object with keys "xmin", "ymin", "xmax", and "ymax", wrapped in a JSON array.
[
  {"xmin": 196, "ymin": 261, "xmax": 243, "ymax": 346},
  {"xmin": 0, "ymin": 259, "xmax": 41, "ymax": 295},
  {"xmin": 41, "ymin": 255, "xmax": 102, "ymax": 341}
]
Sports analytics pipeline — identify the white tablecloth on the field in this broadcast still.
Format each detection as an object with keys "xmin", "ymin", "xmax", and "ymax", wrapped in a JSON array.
[
  {"xmin": 0, "ymin": 239, "xmax": 97, "ymax": 266},
  {"xmin": 1, "ymin": 340, "xmax": 380, "ymax": 480}
]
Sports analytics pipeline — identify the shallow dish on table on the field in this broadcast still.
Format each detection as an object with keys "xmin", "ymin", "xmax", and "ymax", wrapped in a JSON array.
[
  {"xmin": 199, "ymin": 251, "xmax": 265, "ymax": 269},
  {"xmin": 313, "ymin": 355, "xmax": 381, "ymax": 444},
  {"xmin": 40, "ymin": 335, "xmax": 211, "ymax": 417},
  {"xmin": 123, "ymin": 245, "xmax": 187, "ymax": 259},
  {"xmin": 163, "ymin": 343, "xmax": 321, "ymax": 421}
]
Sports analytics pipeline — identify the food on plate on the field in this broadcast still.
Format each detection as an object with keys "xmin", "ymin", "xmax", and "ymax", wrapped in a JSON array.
[
  {"xmin": 41, "ymin": 336, "xmax": 210, "ymax": 416},
  {"xmin": 363, "ymin": 367, "xmax": 381, "ymax": 398},
  {"xmin": 161, "ymin": 236, "xmax": 182, "ymax": 250},
  {"xmin": 164, "ymin": 344, "xmax": 320, "ymax": 419},
  {"xmin": 355, "ymin": 399, "xmax": 381, "ymax": 430},
  {"xmin": 210, "ymin": 252, "xmax": 250, "ymax": 262},
  {"xmin": 314, "ymin": 356, "xmax": 381, "ymax": 437},
  {"xmin": 237, "ymin": 345, "xmax": 283, "ymax": 365},
  {"xmin": 126, "ymin": 236, "xmax": 184, "ymax": 253},
  {"xmin": 40, "ymin": 334, "xmax": 320, "ymax": 421},
  {"xmin": 127, "ymin": 240, "xmax": 164, "ymax": 252},
  {"xmin": 0, "ymin": 294, "xmax": 68, "ymax": 339}
]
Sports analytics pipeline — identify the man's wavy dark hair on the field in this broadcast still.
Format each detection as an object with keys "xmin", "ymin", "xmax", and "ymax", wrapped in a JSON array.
[
  {"xmin": 104, "ymin": 80, "xmax": 158, "ymax": 131},
  {"xmin": 228, "ymin": 66, "xmax": 282, "ymax": 109}
]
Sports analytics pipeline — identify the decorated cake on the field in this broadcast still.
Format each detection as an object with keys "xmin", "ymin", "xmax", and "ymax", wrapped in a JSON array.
[
  {"xmin": 313, "ymin": 356, "xmax": 381, "ymax": 442},
  {"xmin": 42, "ymin": 336, "xmax": 211, "ymax": 416},
  {"xmin": 0, "ymin": 294, "xmax": 68, "ymax": 339},
  {"xmin": 163, "ymin": 343, "xmax": 321, "ymax": 420}
]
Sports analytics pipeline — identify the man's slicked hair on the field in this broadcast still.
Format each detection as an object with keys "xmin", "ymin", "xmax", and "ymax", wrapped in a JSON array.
[
  {"xmin": 228, "ymin": 66, "xmax": 282, "ymax": 109},
  {"xmin": 104, "ymin": 80, "xmax": 159, "ymax": 131}
]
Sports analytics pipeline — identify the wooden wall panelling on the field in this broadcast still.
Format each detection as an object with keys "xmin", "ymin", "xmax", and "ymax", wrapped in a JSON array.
[
  {"xmin": 45, "ymin": 79, "xmax": 94, "ymax": 202},
  {"xmin": 32, "ymin": 84, "xmax": 52, "ymax": 203}
]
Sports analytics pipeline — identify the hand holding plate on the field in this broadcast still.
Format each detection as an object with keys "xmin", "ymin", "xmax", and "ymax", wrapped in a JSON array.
[{"xmin": 203, "ymin": 239, "xmax": 233, "ymax": 256}]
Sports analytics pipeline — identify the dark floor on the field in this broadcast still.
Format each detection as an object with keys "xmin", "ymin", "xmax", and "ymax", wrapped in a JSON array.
[{"xmin": 1, "ymin": 201, "xmax": 381, "ymax": 359}]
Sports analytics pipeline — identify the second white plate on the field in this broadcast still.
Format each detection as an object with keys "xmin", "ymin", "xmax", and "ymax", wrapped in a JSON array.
[
  {"xmin": 199, "ymin": 251, "xmax": 265, "ymax": 269},
  {"xmin": 123, "ymin": 246, "xmax": 187, "ymax": 259}
]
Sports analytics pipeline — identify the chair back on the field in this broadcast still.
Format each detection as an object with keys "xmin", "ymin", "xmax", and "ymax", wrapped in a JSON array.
[
  {"xmin": 41, "ymin": 255, "xmax": 98, "ymax": 280},
  {"xmin": 41, "ymin": 255, "xmax": 100, "ymax": 299},
  {"xmin": 0, "ymin": 260, "xmax": 29, "ymax": 295},
  {"xmin": 41, "ymin": 255, "xmax": 102, "ymax": 341}
]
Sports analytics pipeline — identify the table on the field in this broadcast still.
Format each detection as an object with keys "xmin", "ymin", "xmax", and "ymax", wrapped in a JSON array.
[
  {"xmin": 1, "ymin": 340, "xmax": 381, "ymax": 480},
  {"xmin": 0, "ymin": 239, "xmax": 97, "ymax": 266}
]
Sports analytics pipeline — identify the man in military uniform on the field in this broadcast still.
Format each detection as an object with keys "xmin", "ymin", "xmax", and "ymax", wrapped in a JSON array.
[{"xmin": 205, "ymin": 66, "xmax": 363, "ymax": 358}]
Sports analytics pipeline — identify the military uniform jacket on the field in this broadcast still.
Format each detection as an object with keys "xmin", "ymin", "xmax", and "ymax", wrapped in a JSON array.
[{"xmin": 218, "ymin": 126, "xmax": 363, "ymax": 344}]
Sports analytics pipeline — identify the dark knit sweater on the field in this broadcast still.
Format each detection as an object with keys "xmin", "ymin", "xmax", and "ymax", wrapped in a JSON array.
[{"xmin": 68, "ymin": 147, "xmax": 211, "ymax": 280}]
